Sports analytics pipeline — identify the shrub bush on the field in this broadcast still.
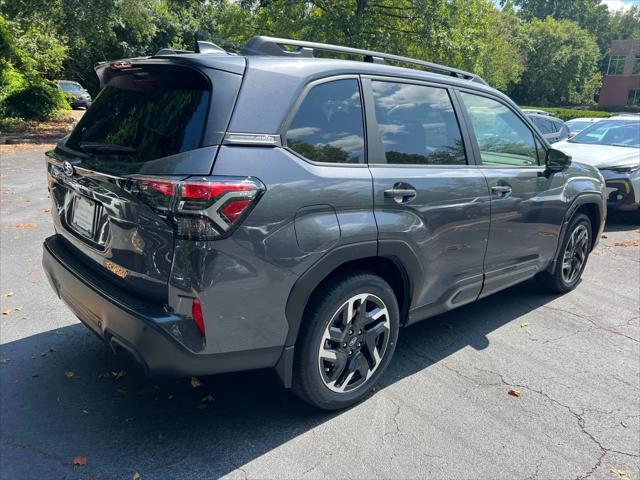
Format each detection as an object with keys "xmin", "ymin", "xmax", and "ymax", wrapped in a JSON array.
[
  {"xmin": 3, "ymin": 80, "xmax": 70, "ymax": 120},
  {"xmin": 520, "ymin": 106, "xmax": 612, "ymax": 121}
]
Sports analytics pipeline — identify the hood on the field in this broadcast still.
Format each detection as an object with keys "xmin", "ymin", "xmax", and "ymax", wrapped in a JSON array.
[{"xmin": 552, "ymin": 141, "xmax": 640, "ymax": 169}]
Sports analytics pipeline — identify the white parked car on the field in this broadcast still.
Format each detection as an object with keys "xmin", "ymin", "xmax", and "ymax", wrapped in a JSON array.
[
  {"xmin": 553, "ymin": 117, "xmax": 640, "ymax": 212},
  {"xmin": 564, "ymin": 117, "xmax": 602, "ymax": 137}
]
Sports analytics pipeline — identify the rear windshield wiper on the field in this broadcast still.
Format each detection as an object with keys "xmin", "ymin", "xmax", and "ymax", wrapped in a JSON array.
[{"xmin": 79, "ymin": 142, "xmax": 138, "ymax": 155}]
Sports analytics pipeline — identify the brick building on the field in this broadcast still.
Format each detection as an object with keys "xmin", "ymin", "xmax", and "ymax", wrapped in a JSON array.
[{"xmin": 598, "ymin": 38, "xmax": 640, "ymax": 108}]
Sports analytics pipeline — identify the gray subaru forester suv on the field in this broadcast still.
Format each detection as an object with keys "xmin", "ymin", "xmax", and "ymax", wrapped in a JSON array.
[{"xmin": 42, "ymin": 37, "xmax": 606, "ymax": 410}]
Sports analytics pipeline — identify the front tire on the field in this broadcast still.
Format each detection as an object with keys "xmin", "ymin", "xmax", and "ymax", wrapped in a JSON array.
[
  {"xmin": 292, "ymin": 272, "xmax": 400, "ymax": 410},
  {"xmin": 536, "ymin": 213, "xmax": 592, "ymax": 293}
]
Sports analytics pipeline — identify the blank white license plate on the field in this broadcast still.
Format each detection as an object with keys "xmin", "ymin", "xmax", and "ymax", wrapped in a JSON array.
[{"xmin": 72, "ymin": 195, "xmax": 96, "ymax": 236}]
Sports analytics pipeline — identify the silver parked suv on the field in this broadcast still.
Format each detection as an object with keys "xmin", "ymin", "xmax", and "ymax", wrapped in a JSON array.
[{"xmin": 42, "ymin": 37, "xmax": 606, "ymax": 410}]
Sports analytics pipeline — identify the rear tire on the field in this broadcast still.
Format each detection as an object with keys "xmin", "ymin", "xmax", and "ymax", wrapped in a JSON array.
[
  {"xmin": 292, "ymin": 272, "xmax": 399, "ymax": 410},
  {"xmin": 536, "ymin": 213, "xmax": 592, "ymax": 293}
]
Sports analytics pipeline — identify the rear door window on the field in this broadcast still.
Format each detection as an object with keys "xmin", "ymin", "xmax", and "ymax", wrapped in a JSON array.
[
  {"xmin": 371, "ymin": 81, "xmax": 467, "ymax": 165},
  {"xmin": 65, "ymin": 66, "xmax": 210, "ymax": 175},
  {"xmin": 285, "ymin": 79, "xmax": 365, "ymax": 164}
]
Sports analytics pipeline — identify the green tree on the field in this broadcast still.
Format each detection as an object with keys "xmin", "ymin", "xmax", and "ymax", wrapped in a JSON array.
[
  {"xmin": 505, "ymin": 0, "xmax": 610, "ymax": 51},
  {"xmin": 510, "ymin": 17, "xmax": 601, "ymax": 105},
  {"xmin": 608, "ymin": 6, "xmax": 640, "ymax": 40}
]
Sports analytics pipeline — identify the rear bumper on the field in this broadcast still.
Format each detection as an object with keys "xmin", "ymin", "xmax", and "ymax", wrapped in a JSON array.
[{"xmin": 42, "ymin": 235, "xmax": 281, "ymax": 377}]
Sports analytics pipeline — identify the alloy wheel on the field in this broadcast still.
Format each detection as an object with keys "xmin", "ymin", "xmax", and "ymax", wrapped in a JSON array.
[
  {"xmin": 317, "ymin": 293, "xmax": 391, "ymax": 393},
  {"xmin": 561, "ymin": 224, "xmax": 589, "ymax": 284}
]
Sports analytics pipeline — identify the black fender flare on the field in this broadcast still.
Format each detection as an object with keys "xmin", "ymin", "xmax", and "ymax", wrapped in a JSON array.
[
  {"xmin": 547, "ymin": 192, "xmax": 605, "ymax": 273},
  {"xmin": 274, "ymin": 239, "xmax": 423, "ymax": 388}
]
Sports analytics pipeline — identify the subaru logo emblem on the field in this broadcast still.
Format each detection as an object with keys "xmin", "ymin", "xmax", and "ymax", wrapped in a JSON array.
[
  {"xmin": 62, "ymin": 161, "xmax": 74, "ymax": 177},
  {"xmin": 348, "ymin": 337, "xmax": 358, "ymax": 347}
]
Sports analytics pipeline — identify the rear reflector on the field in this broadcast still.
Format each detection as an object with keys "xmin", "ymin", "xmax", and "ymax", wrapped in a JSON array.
[
  {"xmin": 127, "ymin": 175, "xmax": 264, "ymax": 240},
  {"xmin": 192, "ymin": 298, "xmax": 205, "ymax": 336}
]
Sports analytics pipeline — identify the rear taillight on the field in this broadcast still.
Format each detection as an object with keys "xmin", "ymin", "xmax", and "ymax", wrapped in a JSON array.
[
  {"xmin": 127, "ymin": 176, "xmax": 264, "ymax": 240},
  {"xmin": 192, "ymin": 298, "xmax": 205, "ymax": 336}
]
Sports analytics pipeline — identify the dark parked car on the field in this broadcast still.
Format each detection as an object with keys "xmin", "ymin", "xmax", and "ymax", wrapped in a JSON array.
[
  {"xmin": 57, "ymin": 80, "xmax": 92, "ymax": 109},
  {"xmin": 43, "ymin": 37, "xmax": 606, "ymax": 410},
  {"xmin": 526, "ymin": 113, "xmax": 570, "ymax": 143}
]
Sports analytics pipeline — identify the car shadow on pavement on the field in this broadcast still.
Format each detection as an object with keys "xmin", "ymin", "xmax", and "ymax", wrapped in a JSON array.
[
  {"xmin": 604, "ymin": 211, "xmax": 640, "ymax": 232},
  {"xmin": 0, "ymin": 278, "xmax": 562, "ymax": 478}
]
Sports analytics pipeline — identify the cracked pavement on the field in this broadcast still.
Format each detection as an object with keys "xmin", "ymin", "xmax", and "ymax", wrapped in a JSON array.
[{"xmin": 1, "ymin": 145, "xmax": 639, "ymax": 480}]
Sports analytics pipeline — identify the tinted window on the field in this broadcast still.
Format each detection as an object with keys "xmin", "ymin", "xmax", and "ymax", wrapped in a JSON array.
[
  {"xmin": 461, "ymin": 92, "xmax": 539, "ymax": 166},
  {"xmin": 371, "ymin": 81, "xmax": 466, "ymax": 165},
  {"xmin": 286, "ymin": 79, "xmax": 364, "ymax": 164},
  {"xmin": 66, "ymin": 66, "xmax": 210, "ymax": 175},
  {"xmin": 554, "ymin": 120, "xmax": 569, "ymax": 139},
  {"xmin": 531, "ymin": 116, "xmax": 554, "ymax": 134}
]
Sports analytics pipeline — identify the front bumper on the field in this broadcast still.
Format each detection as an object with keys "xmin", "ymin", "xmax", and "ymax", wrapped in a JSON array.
[
  {"xmin": 601, "ymin": 168, "xmax": 640, "ymax": 211},
  {"xmin": 70, "ymin": 99, "xmax": 91, "ymax": 108},
  {"xmin": 42, "ymin": 235, "xmax": 281, "ymax": 377}
]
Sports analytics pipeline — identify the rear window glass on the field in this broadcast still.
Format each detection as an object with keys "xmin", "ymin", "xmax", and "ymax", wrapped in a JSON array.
[
  {"xmin": 286, "ymin": 79, "xmax": 365, "ymax": 164},
  {"xmin": 65, "ymin": 66, "xmax": 210, "ymax": 175},
  {"xmin": 371, "ymin": 81, "xmax": 467, "ymax": 165}
]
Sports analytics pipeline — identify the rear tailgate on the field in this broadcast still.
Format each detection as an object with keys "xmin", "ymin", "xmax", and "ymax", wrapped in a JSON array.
[{"xmin": 46, "ymin": 59, "xmax": 244, "ymax": 302}]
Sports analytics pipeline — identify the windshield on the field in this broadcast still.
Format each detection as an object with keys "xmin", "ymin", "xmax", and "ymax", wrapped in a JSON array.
[
  {"xmin": 59, "ymin": 82, "xmax": 83, "ymax": 92},
  {"xmin": 569, "ymin": 120, "xmax": 640, "ymax": 148},
  {"xmin": 65, "ymin": 66, "xmax": 210, "ymax": 175}
]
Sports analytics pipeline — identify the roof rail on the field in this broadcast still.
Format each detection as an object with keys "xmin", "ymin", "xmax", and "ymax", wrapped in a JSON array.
[{"xmin": 241, "ymin": 36, "xmax": 487, "ymax": 85}]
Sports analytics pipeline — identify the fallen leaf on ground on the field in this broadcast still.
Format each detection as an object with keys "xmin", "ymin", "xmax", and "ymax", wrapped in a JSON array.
[
  {"xmin": 116, "ymin": 387, "xmax": 129, "ymax": 395},
  {"xmin": 3, "ymin": 292, "xmax": 13, "ymax": 297},
  {"xmin": 201, "ymin": 395, "xmax": 215, "ymax": 403},
  {"xmin": 111, "ymin": 370, "xmax": 127, "ymax": 379},
  {"xmin": 601, "ymin": 234, "xmax": 607, "ymax": 239},
  {"xmin": 190, "ymin": 376, "xmax": 204, "ymax": 388},
  {"xmin": 508, "ymin": 389, "xmax": 521, "ymax": 397},
  {"xmin": 72, "ymin": 457, "xmax": 87, "ymax": 466},
  {"xmin": 82, "ymin": 409, "xmax": 88, "ymax": 414},
  {"xmin": 133, "ymin": 472, "xmax": 141, "ymax": 480},
  {"xmin": 40, "ymin": 347, "xmax": 56, "ymax": 357},
  {"xmin": 614, "ymin": 240, "xmax": 640, "ymax": 247},
  {"xmin": 64, "ymin": 371, "xmax": 76, "ymax": 379},
  {"xmin": 41, "ymin": 208, "xmax": 51, "ymax": 213},
  {"xmin": 520, "ymin": 322, "xmax": 529, "ymax": 328},
  {"xmin": 167, "ymin": 394, "xmax": 174, "ymax": 400},
  {"xmin": 2, "ymin": 309, "xmax": 12, "ymax": 316},
  {"xmin": 610, "ymin": 468, "xmax": 632, "ymax": 480},
  {"xmin": 9, "ymin": 223, "xmax": 37, "ymax": 229},
  {"xmin": 13, "ymin": 306, "xmax": 22, "ymax": 311}
]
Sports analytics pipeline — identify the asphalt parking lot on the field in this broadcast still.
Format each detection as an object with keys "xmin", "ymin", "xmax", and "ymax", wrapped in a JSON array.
[{"xmin": 1, "ymin": 144, "xmax": 639, "ymax": 480}]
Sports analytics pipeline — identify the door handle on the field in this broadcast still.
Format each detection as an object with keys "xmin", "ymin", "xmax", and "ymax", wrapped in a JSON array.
[
  {"xmin": 384, "ymin": 185, "xmax": 417, "ymax": 204},
  {"xmin": 491, "ymin": 185, "xmax": 512, "ymax": 197}
]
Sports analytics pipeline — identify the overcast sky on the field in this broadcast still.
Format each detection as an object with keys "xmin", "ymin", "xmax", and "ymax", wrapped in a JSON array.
[{"xmin": 600, "ymin": 0, "xmax": 637, "ymax": 11}]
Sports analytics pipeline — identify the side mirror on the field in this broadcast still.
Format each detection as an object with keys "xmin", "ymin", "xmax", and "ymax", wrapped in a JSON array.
[{"xmin": 546, "ymin": 148, "xmax": 571, "ymax": 172}]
